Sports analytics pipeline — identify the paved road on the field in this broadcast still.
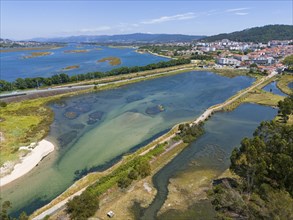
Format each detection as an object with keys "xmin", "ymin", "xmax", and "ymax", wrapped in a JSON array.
[{"xmin": 0, "ymin": 67, "xmax": 193, "ymax": 100}]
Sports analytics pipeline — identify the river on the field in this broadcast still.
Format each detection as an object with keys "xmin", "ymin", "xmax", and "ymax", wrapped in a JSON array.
[
  {"xmin": 139, "ymin": 104, "xmax": 277, "ymax": 220},
  {"xmin": 1, "ymin": 71, "xmax": 255, "ymax": 217}
]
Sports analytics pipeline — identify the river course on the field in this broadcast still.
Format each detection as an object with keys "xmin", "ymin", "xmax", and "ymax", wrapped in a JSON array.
[
  {"xmin": 139, "ymin": 104, "xmax": 277, "ymax": 220},
  {"xmin": 2, "ymin": 71, "xmax": 255, "ymax": 216}
]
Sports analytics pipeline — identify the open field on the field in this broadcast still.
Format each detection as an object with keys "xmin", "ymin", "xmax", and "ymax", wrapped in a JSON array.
[
  {"xmin": 98, "ymin": 56, "xmax": 122, "ymax": 66},
  {"xmin": 277, "ymin": 74, "xmax": 293, "ymax": 95}
]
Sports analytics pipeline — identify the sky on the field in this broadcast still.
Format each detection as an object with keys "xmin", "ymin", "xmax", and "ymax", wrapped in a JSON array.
[{"xmin": 1, "ymin": 0, "xmax": 292, "ymax": 40}]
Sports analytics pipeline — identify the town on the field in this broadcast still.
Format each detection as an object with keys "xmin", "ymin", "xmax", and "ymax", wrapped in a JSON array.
[{"xmin": 138, "ymin": 39, "xmax": 293, "ymax": 74}]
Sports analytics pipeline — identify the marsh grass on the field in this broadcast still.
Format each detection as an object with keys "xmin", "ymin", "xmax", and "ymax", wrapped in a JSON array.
[{"xmin": 97, "ymin": 56, "xmax": 121, "ymax": 66}]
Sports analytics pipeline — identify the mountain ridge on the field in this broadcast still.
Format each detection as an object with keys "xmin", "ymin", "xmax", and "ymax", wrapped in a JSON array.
[
  {"xmin": 30, "ymin": 33, "xmax": 205, "ymax": 43},
  {"xmin": 202, "ymin": 24, "xmax": 293, "ymax": 43}
]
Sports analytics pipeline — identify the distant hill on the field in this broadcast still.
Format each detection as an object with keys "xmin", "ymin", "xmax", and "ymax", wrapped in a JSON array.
[
  {"xmin": 31, "ymin": 33, "xmax": 205, "ymax": 43},
  {"xmin": 203, "ymin": 25, "xmax": 293, "ymax": 43}
]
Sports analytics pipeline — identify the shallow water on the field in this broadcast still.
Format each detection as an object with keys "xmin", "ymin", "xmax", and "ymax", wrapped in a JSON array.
[
  {"xmin": 262, "ymin": 81, "xmax": 286, "ymax": 96},
  {"xmin": 1, "ymin": 44, "xmax": 169, "ymax": 81},
  {"xmin": 140, "ymin": 104, "xmax": 277, "ymax": 220},
  {"xmin": 1, "ymin": 71, "xmax": 255, "ymax": 216}
]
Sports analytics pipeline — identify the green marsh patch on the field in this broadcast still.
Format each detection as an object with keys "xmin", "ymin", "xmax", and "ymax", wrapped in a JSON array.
[{"xmin": 98, "ymin": 56, "xmax": 121, "ymax": 66}]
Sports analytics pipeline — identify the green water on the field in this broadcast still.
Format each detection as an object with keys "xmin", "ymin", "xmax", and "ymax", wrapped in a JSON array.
[
  {"xmin": 1, "ymin": 71, "xmax": 255, "ymax": 216},
  {"xmin": 139, "ymin": 104, "xmax": 277, "ymax": 220}
]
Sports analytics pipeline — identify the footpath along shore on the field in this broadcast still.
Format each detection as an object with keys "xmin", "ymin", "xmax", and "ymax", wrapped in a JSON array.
[{"xmin": 0, "ymin": 140, "xmax": 55, "ymax": 187}]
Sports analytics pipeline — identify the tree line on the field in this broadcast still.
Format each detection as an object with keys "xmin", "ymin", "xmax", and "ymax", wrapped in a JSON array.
[
  {"xmin": 0, "ymin": 59, "xmax": 191, "ymax": 92},
  {"xmin": 209, "ymin": 95, "xmax": 293, "ymax": 219}
]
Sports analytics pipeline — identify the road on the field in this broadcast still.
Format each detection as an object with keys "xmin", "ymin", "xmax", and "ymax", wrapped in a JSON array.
[{"xmin": 0, "ymin": 67, "xmax": 193, "ymax": 100}]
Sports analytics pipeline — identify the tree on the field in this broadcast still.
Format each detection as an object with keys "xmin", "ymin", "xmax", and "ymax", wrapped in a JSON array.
[
  {"xmin": 117, "ymin": 176, "xmax": 132, "ymax": 189},
  {"xmin": 66, "ymin": 191, "xmax": 99, "ymax": 220},
  {"xmin": 134, "ymin": 159, "xmax": 151, "ymax": 178},
  {"xmin": 0, "ymin": 200, "xmax": 11, "ymax": 220}
]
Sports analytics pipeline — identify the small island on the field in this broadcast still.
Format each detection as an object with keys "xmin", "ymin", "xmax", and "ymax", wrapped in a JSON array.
[
  {"xmin": 62, "ymin": 65, "xmax": 80, "ymax": 71},
  {"xmin": 22, "ymin": 51, "xmax": 52, "ymax": 59},
  {"xmin": 64, "ymin": 49, "xmax": 89, "ymax": 53},
  {"xmin": 97, "ymin": 56, "xmax": 121, "ymax": 66}
]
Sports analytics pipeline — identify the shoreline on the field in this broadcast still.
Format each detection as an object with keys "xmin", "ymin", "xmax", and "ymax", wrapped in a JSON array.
[
  {"xmin": 0, "ymin": 139, "xmax": 55, "ymax": 187},
  {"xmin": 136, "ymin": 49, "xmax": 173, "ymax": 59}
]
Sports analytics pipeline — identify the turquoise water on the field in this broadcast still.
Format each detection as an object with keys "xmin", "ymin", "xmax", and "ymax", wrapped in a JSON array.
[
  {"xmin": 0, "ymin": 44, "xmax": 169, "ymax": 82},
  {"xmin": 263, "ymin": 81, "xmax": 286, "ymax": 96},
  {"xmin": 1, "ymin": 71, "xmax": 255, "ymax": 216},
  {"xmin": 140, "ymin": 104, "xmax": 277, "ymax": 220},
  {"xmin": 288, "ymin": 82, "xmax": 293, "ymax": 89}
]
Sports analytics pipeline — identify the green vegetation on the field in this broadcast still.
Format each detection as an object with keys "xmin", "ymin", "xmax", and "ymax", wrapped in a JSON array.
[
  {"xmin": 66, "ymin": 191, "xmax": 99, "ymax": 220},
  {"xmin": 177, "ymin": 123, "xmax": 205, "ymax": 143},
  {"xmin": 203, "ymin": 24, "xmax": 293, "ymax": 43},
  {"xmin": 0, "ymin": 200, "xmax": 28, "ymax": 220},
  {"xmin": 0, "ymin": 98, "xmax": 54, "ymax": 165},
  {"xmin": 62, "ymin": 65, "xmax": 80, "ymax": 70},
  {"xmin": 0, "ymin": 59, "xmax": 190, "ymax": 92},
  {"xmin": 190, "ymin": 54, "xmax": 214, "ymax": 60},
  {"xmin": 22, "ymin": 52, "xmax": 52, "ymax": 59},
  {"xmin": 138, "ymin": 44, "xmax": 191, "ymax": 56},
  {"xmin": 276, "ymin": 74, "xmax": 293, "ymax": 95},
  {"xmin": 63, "ymin": 50, "xmax": 88, "ymax": 53},
  {"xmin": 278, "ymin": 94, "xmax": 293, "ymax": 123},
  {"xmin": 282, "ymin": 55, "xmax": 293, "ymax": 71},
  {"xmin": 209, "ymin": 97, "xmax": 293, "ymax": 219},
  {"xmin": 244, "ymin": 89, "xmax": 284, "ymax": 106},
  {"xmin": 98, "ymin": 56, "xmax": 121, "ymax": 66},
  {"xmin": 64, "ymin": 123, "xmax": 204, "ymax": 218}
]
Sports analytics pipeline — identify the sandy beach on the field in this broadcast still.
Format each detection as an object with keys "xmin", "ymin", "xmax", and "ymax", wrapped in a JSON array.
[{"xmin": 0, "ymin": 140, "xmax": 55, "ymax": 187}]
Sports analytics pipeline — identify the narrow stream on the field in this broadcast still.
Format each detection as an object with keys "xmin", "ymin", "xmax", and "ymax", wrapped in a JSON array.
[{"xmin": 139, "ymin": 104, "xmax": 277, "ymax": 220}]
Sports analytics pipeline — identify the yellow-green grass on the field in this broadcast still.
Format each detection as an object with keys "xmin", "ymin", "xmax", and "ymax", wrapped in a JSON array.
[
  {"xmin": 98, "ymin": 56, "xmax": 121, "ymax": 66},
  {"xmin": 62, "ymin": 65, "xmax": 80, "ymax": 70},
  {"xmin": 0, "ymin": 100, "xmax": 53, "ymax": 165},
  {"xmin": 64, "ymin": 49, "xmax": 89, "ymax": 53},
  {"xmin": 23, "ymin": 52, "xmax": 52, "ymax": 59},
  {"xmin": 243, "ymin": 89, "xmax": 284, "ymax": 106},
  {"xmin": 205, "ymin": 68, "xmax": 253, "ymax": 78},
  {"xmin": 277, "ymin": 74, "xmax": 293, "ymax": 95}
]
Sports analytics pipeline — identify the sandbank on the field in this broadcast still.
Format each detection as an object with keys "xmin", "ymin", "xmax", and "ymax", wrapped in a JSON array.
[{"xmin": 0, "ymin": 139, "xmax": 55, "ymax": 187}]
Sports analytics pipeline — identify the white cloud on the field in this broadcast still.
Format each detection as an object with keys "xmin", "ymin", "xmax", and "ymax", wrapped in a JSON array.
[
  {"xmin": 141, "ymin": 12, "xmax": 196, "ymax": 24},
  {"xmin": 235, "ymin": 12, "xmax": 249, "ymax": 16},
  {"xmin": 226, "ymin": 8, "xmax": 249, "ymax": 12}
]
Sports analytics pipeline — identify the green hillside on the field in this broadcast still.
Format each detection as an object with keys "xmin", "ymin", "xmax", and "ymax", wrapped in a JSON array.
[{"xmin": 203, "ymin": 25, "xmax": 293, "ymax": 43}]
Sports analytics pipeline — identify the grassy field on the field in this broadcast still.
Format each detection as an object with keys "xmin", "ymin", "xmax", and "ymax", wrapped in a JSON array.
[
  {"xmin": 97, "ymin": 56, "xmax": 122, "ymax": 66},
  {"xmin": 243, "ymin": 89, "xmax": 284, "ymax": 106},
  {"xmin": 0, "ymin": 99, "xmax": 53, "ymax": 165},
  {"xmin": 277, "ymin": 74, "xmax": 293, "ymax": 95}
]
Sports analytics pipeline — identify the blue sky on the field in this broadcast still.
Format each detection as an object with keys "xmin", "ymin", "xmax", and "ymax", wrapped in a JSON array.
[{"xmin": 1, "ymin": 0, "xmax": 292, "ymax": 40}]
